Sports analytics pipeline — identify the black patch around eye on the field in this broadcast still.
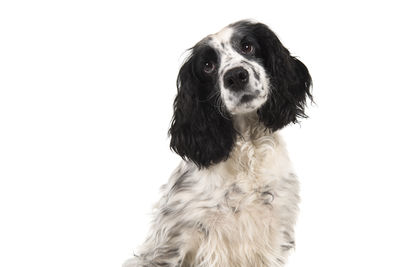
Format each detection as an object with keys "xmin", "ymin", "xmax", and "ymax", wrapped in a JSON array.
[
  {"xmin": 192, "ymin": 46, "xmax": 219, "ymax": 79},
  {"xmin": 230, "ymin": 34, "xmax": 259, "ymax": 59},
  {"xmin": 184, "ymin": 44, "xmax": 221, "ymax": 101}
]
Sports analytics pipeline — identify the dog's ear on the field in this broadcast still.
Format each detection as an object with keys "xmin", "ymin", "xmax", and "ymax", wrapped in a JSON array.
[
  {"xmin": 254, "ymin": 23, "xmax": 313, "ymax": 131},
  {"xmin": 169, "ymin": 54, "xmax": 236, "ymax": 168}
]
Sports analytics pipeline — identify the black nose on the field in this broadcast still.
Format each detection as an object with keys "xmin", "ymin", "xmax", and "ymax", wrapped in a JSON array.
[{"xmin": 223, "ymin": 67, "xmax": 249, "ymax": 92}]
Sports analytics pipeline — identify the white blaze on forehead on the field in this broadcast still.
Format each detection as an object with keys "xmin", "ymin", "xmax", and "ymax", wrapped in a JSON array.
[
  {"xmin": 213, "ymin": 26, "xmax": 234, "ymax": 43},
  {"xmin": 208, "ymin": 26, "xmax": 235, "ymax": 53}
]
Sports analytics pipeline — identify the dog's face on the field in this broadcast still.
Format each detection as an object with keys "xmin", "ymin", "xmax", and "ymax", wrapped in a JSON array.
[
  {"xmin": 169, "ymin": 20, "xmax": 312, "ymax": 168},
  {"xmin": 195, "ymin": 24, "xmax": 271, "ymax": 115}
]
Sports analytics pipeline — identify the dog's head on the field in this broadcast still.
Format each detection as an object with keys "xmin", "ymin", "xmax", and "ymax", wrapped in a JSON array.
[{"xmin": 169, "ymin": 20, "xmax": 312, "ymax": 168}]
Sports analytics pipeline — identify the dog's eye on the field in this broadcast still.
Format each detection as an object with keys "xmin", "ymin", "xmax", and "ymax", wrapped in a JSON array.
[
  {"xmin": 203, "ymin": 61, "xmax": 215, "ymax": 74},
  {"xmin": 241, "ymin": 42, "xmax": 254, "ymax": 54}
]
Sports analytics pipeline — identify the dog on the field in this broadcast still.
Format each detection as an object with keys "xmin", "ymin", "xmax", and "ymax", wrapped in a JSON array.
[{"xmin": 124, "ymin": 20, "xmax": 312, "ymax": 267}]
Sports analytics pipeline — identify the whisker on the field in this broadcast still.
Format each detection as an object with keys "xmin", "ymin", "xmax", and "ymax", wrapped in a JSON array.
[{"xmin": 199, "ymin": 90, "xmax": 220, "ymax": 102}]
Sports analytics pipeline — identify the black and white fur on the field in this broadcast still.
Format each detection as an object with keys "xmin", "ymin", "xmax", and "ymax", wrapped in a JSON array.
[{"xmin": 124, "ymin": 20, "xmax": 312, "ymax": 267}]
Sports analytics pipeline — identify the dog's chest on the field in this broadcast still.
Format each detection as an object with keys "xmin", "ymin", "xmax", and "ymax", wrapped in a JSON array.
[
  {"xmin": 203, "ymin": 161, "xmax": 283, "ymax": 231},
  {"xmin": 183, "ymin": 136, "xmax": 297, "ymax": 266},
  {"xmin": 210, "ymin": 136, "xmax": 288, "ymax": 215},
  {"xmin": 188, "ymin": 175, "xmax": 290, "ymax": 266}
]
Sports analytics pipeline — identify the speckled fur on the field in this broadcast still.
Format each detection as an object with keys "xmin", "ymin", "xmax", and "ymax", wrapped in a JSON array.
[{"xmin": 124, "ymin": 115, "xmax": 299, "ymax": 267}]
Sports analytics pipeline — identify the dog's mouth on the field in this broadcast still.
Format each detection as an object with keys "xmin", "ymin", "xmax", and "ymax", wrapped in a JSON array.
[
  {"xmin": 238, "ymin": 89, "xmax": 261, "ymax": 104},
  {"xmin": 222, "ymin": 86, "xmax": 267, "ymax": 115},
  {"xmin": 240, "ymin": 94, "xmax": 256, "ymax": 103}
]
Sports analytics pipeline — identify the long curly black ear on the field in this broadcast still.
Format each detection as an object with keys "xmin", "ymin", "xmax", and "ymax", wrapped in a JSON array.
[
  {"xmin": 254, "ymin": 23, "xmax": 313, "ymax": 131},
  {"xmin": 169, "ymin": 54, "xmax": 236, "ymax": 168}
]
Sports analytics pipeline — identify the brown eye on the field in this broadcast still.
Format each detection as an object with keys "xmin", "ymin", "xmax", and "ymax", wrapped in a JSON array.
[
  {"xmin": 241, "ymin": 42, "xmax": 254, "ymax": 54},
  {"xmin": 203, "ymin": 61, "xmax": 215, "ymax": 73}
]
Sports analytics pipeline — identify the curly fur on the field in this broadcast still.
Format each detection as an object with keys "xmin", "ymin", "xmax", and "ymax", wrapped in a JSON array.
[{"xmin": 124, "ymin": 20, "xmax": 312, "ymax": 267}]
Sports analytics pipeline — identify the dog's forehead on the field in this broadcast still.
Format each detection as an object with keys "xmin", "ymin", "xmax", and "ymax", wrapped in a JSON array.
[
  {"xmin": 203, "ymin": 26, "xmax": 234, "ymax": 51},
  {"xmin": 209, "ymin": 26, "xmax": 234, "ymax": 49},
  {"xmin": 205, "ymin": 20, "xmax": 254, "ymax": 49}
]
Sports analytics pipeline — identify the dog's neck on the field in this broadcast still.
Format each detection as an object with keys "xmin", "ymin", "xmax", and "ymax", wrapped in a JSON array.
[
  {"xmin": 233, "ymin": 111, "xmax": 257, "ymax": 133},
  {"xmin": 232, "ymin": 111, "xmax": 271, "ymax": 141},
  {"xmin": 211, "ymin": 111, "xmax": 283, "ymax": 182}
]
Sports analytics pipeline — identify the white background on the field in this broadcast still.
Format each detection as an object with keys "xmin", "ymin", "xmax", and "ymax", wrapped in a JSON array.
[{"xmin": 1, "ymin": 1, "xmax": 399, "ymax": 266}]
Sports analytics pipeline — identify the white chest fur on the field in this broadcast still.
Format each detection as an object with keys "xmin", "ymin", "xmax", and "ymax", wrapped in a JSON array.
[
  {"xmin": 158, "ymin": 131, "xmax": 299, "ymax": 266},
  {"xmin": 127, "ymin": 129, "xmax": 300, "ymax": 267}
]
